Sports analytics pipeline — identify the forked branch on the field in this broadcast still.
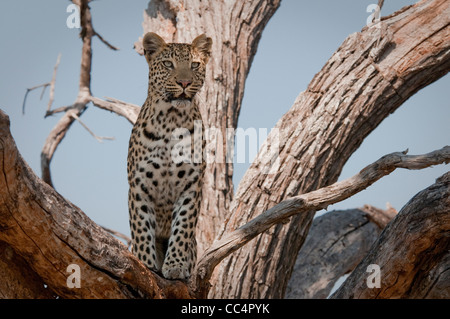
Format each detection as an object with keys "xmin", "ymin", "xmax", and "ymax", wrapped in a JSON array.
[
  {"xmin": 22, "ymin": 53, "xmax": 61, "ymax": 115},
  {"xmin": 22, "ymin": 0, "xmax": 124, "ymax": 187}
]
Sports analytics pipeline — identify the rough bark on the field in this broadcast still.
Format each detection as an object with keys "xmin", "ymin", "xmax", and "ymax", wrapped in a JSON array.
[
  {"xmin": 407, "ymin": 253, "xmax": 450, "ymax": 299},
  {"xmin": 331, "ymin": 172, "xmax": 450, "ymax": 299},
  {"xmin": 210, "ymin": 0, "xmax": 450, "ymax": 298},
  {"xmin": 0, "ymin": 241, "xmax": 56, "ymax": 299},
  {"xmin": 0, "ymin": 110, "xmax": 191, "ymax": 299},
  {"xmin": 284, "ymin": 207, "xmax": 396, "ymax": 299},
  {"xmin": 192, "ymin": 147, "xmax": 449, "ymax": 297}
]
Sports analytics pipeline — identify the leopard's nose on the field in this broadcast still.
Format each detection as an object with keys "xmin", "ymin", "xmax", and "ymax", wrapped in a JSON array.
[{"xmin": 177, "ymin": 80, "xmax": 192, "ymax": 88}]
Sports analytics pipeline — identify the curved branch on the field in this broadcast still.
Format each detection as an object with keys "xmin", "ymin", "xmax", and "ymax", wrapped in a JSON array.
[
  {"xmin": 192, "ymin": 147, "xmax": 450, "ymax": 297},
  {"xmin": 94, "ymin": 31, "xmax": 119, "ymax": 51},
  {"xmin": 40, "ymin": 0, "xmax": 94, "ymax": 186},
  {"xmin": 37, "ymin": 0, "xmax": 134, "ymax": 187},
  {"xmin": 41, "ymin": 105, "xmax": 84, "ymax": 187},
  {"xmin": 90, "ymin": 96, "xmax": 139, "ymax": 125}
]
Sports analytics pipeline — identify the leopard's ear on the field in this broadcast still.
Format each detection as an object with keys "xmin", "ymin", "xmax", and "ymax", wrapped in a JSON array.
[
  {"xmin": 192, "ymin": 34, "xmax": 212, "ymax": 62},
  {"xmin": 143, "ymin": 32, "xmax": 167, "ymax": 60}
]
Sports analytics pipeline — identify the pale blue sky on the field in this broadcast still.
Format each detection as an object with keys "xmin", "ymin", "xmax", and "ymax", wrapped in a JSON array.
[{"xmin": 1, "ymin": 0, "xmax": 448, "ymax": 239}]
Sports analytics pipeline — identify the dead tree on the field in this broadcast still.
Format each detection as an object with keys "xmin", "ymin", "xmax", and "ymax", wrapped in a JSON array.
[{"xmin": 1, "ymin": 0, "xmax": 449, "ymax": 298}]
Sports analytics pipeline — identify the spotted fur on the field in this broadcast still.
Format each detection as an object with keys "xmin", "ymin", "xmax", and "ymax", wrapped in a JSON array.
[{"xmin": 127, "ymin": 33, "xmax": 212, "ymax": 280}]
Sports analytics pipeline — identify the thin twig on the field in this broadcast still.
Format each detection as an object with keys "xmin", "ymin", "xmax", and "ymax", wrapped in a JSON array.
[
  {"xmin": 41, "ymin": 0, "xmax": 94, "ymax": 186},
  {"xmin": 46, "ymin": 53, "xmax": 62, "ymax": 114},
  {"xmin": 39, "ymin": 85, "xmax": 48, "ymax": 100},
  {"xmin": 71, "ymin": 113, "xmax": 115, "ymax": 142},
  {"xmin": 94, "ymin": 31, "xmax": 120, "ymax": 51},
  {"xmin": 371, "ymin": 0, "xmax": 385, "ymax": 23},
  {"xmin": 45, "ymin": 105, "xmax": 74, "ymax": 118},
  {"xmin": 378, "ymin": 0, "xmax": 385, "ymax": 12},
  {"xmin": 22, "ymin": 54, "xmax": 62, "ymax": 115},
  {"xmin": 22, "ymin": 83, "xmax": 49, "ymax": 115}
]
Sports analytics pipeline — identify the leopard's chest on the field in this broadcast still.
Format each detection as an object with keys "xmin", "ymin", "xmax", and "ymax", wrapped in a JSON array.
[{"xmin": 128, "ymin": 102, "xmax": 204, "ymax": 209}]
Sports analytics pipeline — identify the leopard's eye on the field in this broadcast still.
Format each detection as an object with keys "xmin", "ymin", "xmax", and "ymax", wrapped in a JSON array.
[
  {"xmin": 163, "ymin": 60, "xmax": 174, "ymax": 68},
  {"xmin": 191, "ymin": 62, "xmax": 200, "ymax": 69}
]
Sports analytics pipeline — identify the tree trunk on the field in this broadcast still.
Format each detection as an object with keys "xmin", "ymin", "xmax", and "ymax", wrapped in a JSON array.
[
  {"xmin": 210, "ymin": 0, "xmax": 450, "ymax": 298},
  {"xmin": 285, "ymin": 207, "xmax": 396, "ymax": 299},
  {"xmin": 331, "ymin": 172, "xmax": 450, "ymax": 299}
]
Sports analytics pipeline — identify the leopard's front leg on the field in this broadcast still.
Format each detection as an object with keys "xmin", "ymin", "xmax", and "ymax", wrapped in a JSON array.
[
  {"xmin": 162, "ymin": 189, "xmax": 200, "ymax": 280},
  {"xmin": 128, "ymin": 189, "xmax": 163, "ymax": 272}
]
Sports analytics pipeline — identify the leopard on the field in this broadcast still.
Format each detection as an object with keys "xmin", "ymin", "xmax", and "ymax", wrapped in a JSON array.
[{"xmin": 127, "ymin": 32, "xmax": 212, "ymax": 280}]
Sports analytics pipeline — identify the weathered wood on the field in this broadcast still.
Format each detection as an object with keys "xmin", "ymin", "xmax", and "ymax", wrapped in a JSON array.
[
  {"xmin": 0, "ymin": 110, "xmax": 191, "ymax": 299},
  {"xmin": 361, "ymin": 204, "xmax": 398, "ymax": 229},
  {"xmin": 4, "ymin": 105, "xmax": 448, "ymax": 299},
  {"xmin": 90, "ymin": 96, "xmax": 139, "ymax": 125},
  {"xmin": 0, "ymin": 241, "xmax": 56, "ymax": 299},
  {"xmin": 210, "ymin": 0, "xmax": 450, "ymax": 298},
  {"xmin": 192, "ymin": 147, "xmax": 450, "ymax": 297},
  {"xmin": 3, "ymin": 0, "xmax": 449, "ymax": 299},
  {"xmin": 408, "ymin": 253, "xmax": 450, "ymax": 299},
  {"xmin": 284, "ymin": 208, "xmax": 393, "ymax": 299},
  {"xmin": 331, "ymin": 172, "xmax": 450, "ymax": 299}
]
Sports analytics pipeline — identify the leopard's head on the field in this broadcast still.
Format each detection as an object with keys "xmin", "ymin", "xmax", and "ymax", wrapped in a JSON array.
[{"xmin": 143, "ymin": 32, "xmax": 212, "ymax": 106}]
